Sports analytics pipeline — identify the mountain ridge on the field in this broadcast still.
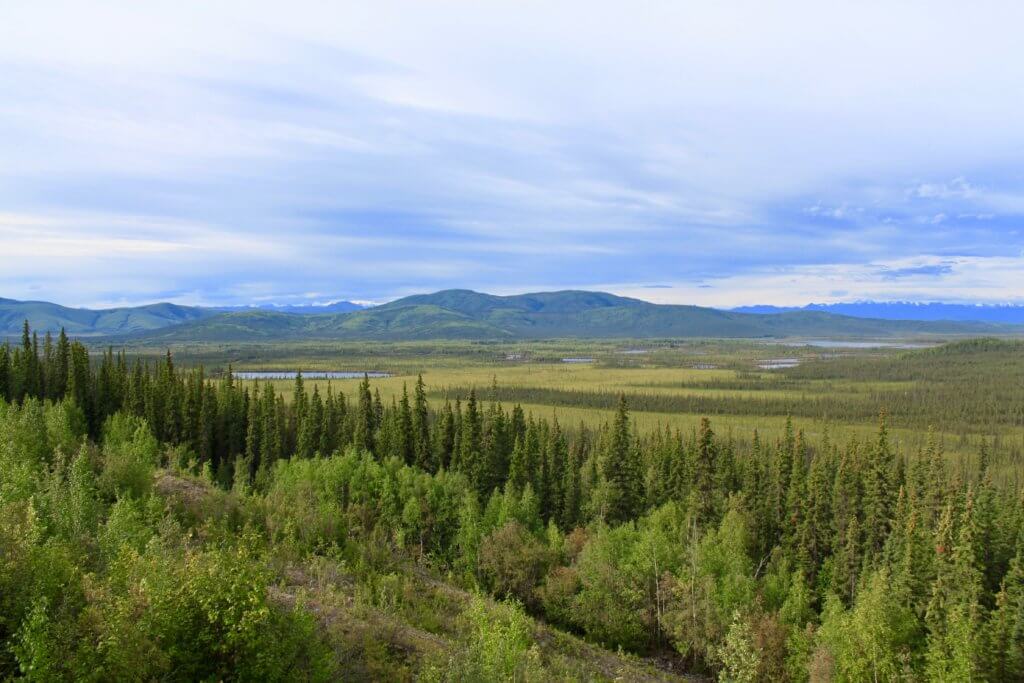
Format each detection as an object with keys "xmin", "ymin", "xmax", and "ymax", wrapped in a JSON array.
[
  {"xmin": 107, "ymin": 289, "xmax": 1021, "ymax": 342},
  {"xmin": 5, "ymin": 290, "xmax": 1022, "ymax": 341},
  {"xmin": 733, "ymin": 301, "xmax": 1024, "ymax": 324}
]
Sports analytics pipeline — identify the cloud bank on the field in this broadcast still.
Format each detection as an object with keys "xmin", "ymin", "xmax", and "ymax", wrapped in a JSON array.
[{"xmin": 2, "ymin": 1, "xmax": 1023, "ymax": 307}]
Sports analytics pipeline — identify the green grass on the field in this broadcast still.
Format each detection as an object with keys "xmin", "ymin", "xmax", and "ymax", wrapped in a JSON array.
[{"xmin": 101, "ymin": 336, "xmax": 1024, "ymax": 476}]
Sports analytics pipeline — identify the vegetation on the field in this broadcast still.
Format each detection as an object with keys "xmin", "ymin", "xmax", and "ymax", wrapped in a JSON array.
[
  {"xmin": 2, "ymin": 322, "xmax": 1024, "ymax": 680},
  {"xmin": 102, "ymin": 289, "xmax": 1011, "ymax": 343},
  {"xmin": 0, "ymin": 298, "xmax": 215, "ymax": 336}
]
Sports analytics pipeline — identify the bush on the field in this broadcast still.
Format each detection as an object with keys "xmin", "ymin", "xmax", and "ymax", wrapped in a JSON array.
[
  {"xmin": 478, "ymin": 522, "xmax": 550, "ymax": 609},
  {"xmin": 99, "ymin": 414, "xmax": 160, "ymax": 499}
]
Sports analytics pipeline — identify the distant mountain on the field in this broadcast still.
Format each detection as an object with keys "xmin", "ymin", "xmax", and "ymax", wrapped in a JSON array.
[
  {"xmin": 0, "ymin": 298, "xmax": 216, "ymax": 337},
  {"xmin": 732, "ymin": 302, "xmax": 1024, "ymax": 324},
  {"xmin": 0, "ymin": 297, "xmax": 368, "ymax": 337},
  {"xmin": 215, "ymin": 301, "xmax": 366, "ymax": 315},
  {"xmin": 115, "ymin": 289, "xmax": 1019, "ymax": 343}
]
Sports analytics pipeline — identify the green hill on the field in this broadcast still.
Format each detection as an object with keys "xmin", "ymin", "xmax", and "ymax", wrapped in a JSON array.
[
  {"xmin": 0, "ymin": 298, "xmax": 217, "ymax": 337},
  {"xmin": 116, "ymin": 289, "xmax": 1018, "ymax": 343}
]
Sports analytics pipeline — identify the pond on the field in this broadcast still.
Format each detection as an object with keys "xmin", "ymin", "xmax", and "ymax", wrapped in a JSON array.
[
  {"xmin": 233, "ymin": 371, "xmax": 392, "ymax": 380},
  {"xmin": 777, "ymin": 340, "xmax": 936, "ymax": 349},
  {"xmin": 561, "ymin": 358, "xmax": 595, "ymax": 363},
  {"xmin": 757, "ymin": 358, "xmax": 801, "ymax": 370}
]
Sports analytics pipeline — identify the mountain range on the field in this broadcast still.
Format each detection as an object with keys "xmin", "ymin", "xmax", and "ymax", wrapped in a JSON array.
[
  {"xmin": 0, "ymin": 298, "xmax": 216, "ymax": 337},
  {"xmin": 214, "ymin": 301, "xmax": 365, "ymax": 315},
  {"xmin": 733, "ymin": 302, "xmax": 1024, "ymax": 324},
  {"xmin": 2, "ymin": 290, "xmax": 1020, "ymax": 341}
]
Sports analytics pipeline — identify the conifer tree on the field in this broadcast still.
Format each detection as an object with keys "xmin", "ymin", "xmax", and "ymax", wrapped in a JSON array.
[
  {"xmin": 412, "ymin": 374, "xmax": 430, "ymax": 468},
  {"xmin": 0, "ymin": 343, "xmax": 10, "ymax": 402},
  {"xmin": 861, "ymin": 413, "xmax": 896, "ymax": 566},
  {"xmin": 604, "ymin": 396, "xmax": 642, "ymax": 525},
  {"xmin": 433, "ymin": 399, "xmax": 455, "ymax": 471},
  {"xmin": 353, "ymin": 373, "xmax": 375, "ymax": 455},
  {"xmin": 693, "ymin": 417, "xmax": 718, "ymax": 526},
  {"xmin": 397, "ymin": 383, "xmax": 415, "ymax": 465},
  {"xmin": 832, "ymin": 516, "xmax": 862, "ymax": 605},
  {"xmin": 925, "ymin": 494, "xmax": 984, "ymax": 680},
  {"xmin": 459, "ymin": 389, "xmax": 484, "ymax": 493},
  {"xmin": 985, "ymin": 533, "xmax": 1024, "ymax": 680},
  {"xmin": 561, "ymin": 425, "xmax": 586, "ymax": 529},
  {"xmin": 544, "ymin": 419, "xmax": 567, "ymax": 523},
  {"xmin": 508, "ymin": 435, "xmax": 527, "ymax": 492}
]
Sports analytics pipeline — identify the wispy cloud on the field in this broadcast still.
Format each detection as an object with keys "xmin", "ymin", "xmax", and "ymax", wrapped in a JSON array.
[{"xmin": 1, "ymin": 2, "xmax": 1023, "ymax": 306}]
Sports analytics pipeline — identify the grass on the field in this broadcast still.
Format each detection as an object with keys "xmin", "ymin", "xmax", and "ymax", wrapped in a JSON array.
[{"xmin": 108, "ymin": 336, "xmax": 1024, "ymax": 474}]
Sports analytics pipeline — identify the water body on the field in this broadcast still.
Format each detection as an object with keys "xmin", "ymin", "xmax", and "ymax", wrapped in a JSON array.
[
  {"xmin": 758, "ymin": 359, "xmax": 801, "ymax": 370},
  {"xmin": 234, "ymin": 371, "xmax": 391, "ymax": 380},
  {"xmin": 561, "ymin": 358, "xmax": 595, "ymax": 363},
  {"xmin": 778, "ymin": 340, "xmax": 936, "ymax": 349}
]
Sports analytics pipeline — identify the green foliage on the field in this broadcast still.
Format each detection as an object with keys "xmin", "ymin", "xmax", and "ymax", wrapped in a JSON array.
[
  {"xmin": 99, "ymin": 413, "xmax": 160, "ymax": 499},
  {"xmin": 714, "ymin": 611, "xmax": 760, "ymax": 683},
  {"xmin": 423, "ymin": 595, "xmax": 542, "ymax": 682},
  {"xmin": 815, "ymin": 568, "xmax": 918, "ymax": 682},
  {"xmin": 4, "ymin": 323, "xmax": 1024, "ymax": 680}
]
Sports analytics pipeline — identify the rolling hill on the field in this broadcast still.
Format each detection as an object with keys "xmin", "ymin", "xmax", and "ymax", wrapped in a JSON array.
[
  {"xmin": 111, "ymin": 289, "xmax": 1020, "ymax": 343},
  {"xmin": 733, "ymin": 301, "xmax": 1024, "ymax": 324},
  {"xmin": 0, "ymin": 298, "xmax": 217, "ymax": 337}
]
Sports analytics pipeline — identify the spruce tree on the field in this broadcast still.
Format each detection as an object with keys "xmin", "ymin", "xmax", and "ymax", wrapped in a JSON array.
[
  {"xmin": 459, "ymin": 389, "xmax": 484, "ymax": 493},
  {"xmin": 693, "ymin": 417, "xmax": 718, "ymax": 526},
  {"xmin": 353, "ymin": 373, "xmax": 375, "ymax": 455},
  {"xmin": 412, "ymin": 374, "xmax": 430, "ymax": 468},
  {"xmin": 985, "ymin": 533, "xmax": 1024, "ymax": 680},
  {"xmin": 544, "ymin": 419, "xmax": 567, "ymax": 523},
  {"xmin": 604, "ymin": 395, "xmax": 642, "ymax": 525},
  {"xmin": 433, "ymin": 399, "xmax": 455, "ymax": 471},
  {"xmin": 0, "ymin": 343, "xmax": 10, "ymax": 402},
  {"xmin": 398, "ymin": 383, "xmax": 415, "ymax": 465}
]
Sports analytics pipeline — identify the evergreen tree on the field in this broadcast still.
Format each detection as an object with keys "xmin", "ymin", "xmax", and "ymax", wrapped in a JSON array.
[
  {"xmin": 925, "ymin": 493, "xmax": 984, "ymax": 680},
  {"xmin": 412, "ymin": 374, "xmax": 430, "ymax": 469},
  {"xmin": 397, "ymin": 383, "xmax": 415, "ymax": 465},
  {"xmin": 0, "ymin": 343, "xmax": 10, "ymax": 402},
  {"xmin": 693, "ymin": 417, "xmax": 718, "ymax": 526},
  {"xmin": 433, "ymin": 399, "xmax": 455, "ymax": 471},
  {"xmin": 604, "ymin": 396, "xmax": 642, "ymax": 525},
  {"xmin": 353, "ymin": 374, "xmax": 375, "ymax": 454},
  {"xmin": 985, "ymin": 533, "xmax": 1024, "ymax": 680},
  {"xmin": 561, "ymin": 424, "xmax": 586, "ymax": 529},
  {"xmin": 459, "ymin": 389, "xmax": 484, "ymax": 494},
  {"xmin": 544, "ymin": 419, "xmax": 567, "ymax": 523}
]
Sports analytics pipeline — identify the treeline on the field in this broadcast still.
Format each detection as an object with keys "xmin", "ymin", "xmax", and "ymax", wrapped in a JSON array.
[
  {"xmin": 3, "ymin": 322, "xmax": 1024, "ymax": 680},
  {"xmin": 438, "ymin": 376, "xmax": 1024, "ymax": 433}
]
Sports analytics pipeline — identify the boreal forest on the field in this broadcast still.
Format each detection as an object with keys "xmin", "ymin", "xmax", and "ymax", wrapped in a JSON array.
[{"xmin": 2, "ymin": 322, "xmax": 1023, "ymax": 681}]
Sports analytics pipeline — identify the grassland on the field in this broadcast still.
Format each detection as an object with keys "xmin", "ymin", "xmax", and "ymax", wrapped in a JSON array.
[{"xmin": 110, "ymin": 336, "xmax": 1024, "ymax": 476}]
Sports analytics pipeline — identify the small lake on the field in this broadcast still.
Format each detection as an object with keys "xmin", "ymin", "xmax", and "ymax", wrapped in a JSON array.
[
  {"xmin": 778, "ymin": 340, "xmax": 936, "ymax": 349},
  {"xmin": 757, "ymin": 358, "xmax": 801, "ymax": 370},
  {"xmin": 234, "ymin": 371, "xmax": 392, "ymax": 380},
  {"xmin": 561, "ymin": 358, "xmax": 595, "ymax": 363}
]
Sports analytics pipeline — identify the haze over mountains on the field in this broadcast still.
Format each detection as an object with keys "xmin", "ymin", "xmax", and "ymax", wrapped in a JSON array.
[
  {"xmin": 734, "ymin": 302, "xmax": 1024, "ymax": 324},
  {"xmin": 3, "ymin": 291, "xmax": 1020, "ymax": 341}
]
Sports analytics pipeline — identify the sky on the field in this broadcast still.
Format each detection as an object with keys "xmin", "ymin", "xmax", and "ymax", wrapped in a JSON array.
[{"xmin": 2, "ymin": 1, "xmax": 1024, "ymax": 308}]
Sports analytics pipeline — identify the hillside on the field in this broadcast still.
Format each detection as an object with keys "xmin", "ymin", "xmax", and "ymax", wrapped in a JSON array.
[
  {"xmin": 733, "ymin": 301, "xmax": 1024, "ymax": 324},
  {"xmin": 115, "ymin": 289, "xmax": 1018, "ymax": 343},
  {"xmin": 0, "ymin": 298, "xmax": 216, "ymax": 336}
]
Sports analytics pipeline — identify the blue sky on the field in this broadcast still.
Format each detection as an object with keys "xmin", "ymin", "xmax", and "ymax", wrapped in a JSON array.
[{"xmin": 2, "ymin": 1, "xmax": 1023, "ymax": 308}]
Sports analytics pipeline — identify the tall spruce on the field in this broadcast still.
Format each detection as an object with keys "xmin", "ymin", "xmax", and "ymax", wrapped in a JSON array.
[{"xmin": 604, "ymin": 395, "xmax": 642, "ymax": 525}]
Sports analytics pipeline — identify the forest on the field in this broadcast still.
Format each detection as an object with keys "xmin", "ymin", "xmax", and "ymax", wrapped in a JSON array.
[{"xmin": 2, "ymin": 322, "xmax": 1023, "ymax": 681}]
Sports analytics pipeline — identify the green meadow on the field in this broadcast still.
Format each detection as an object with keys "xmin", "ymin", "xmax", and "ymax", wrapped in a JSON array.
[{"xmin": 127, "ymin": 336, "xmax": 1024, "ymax": 475}]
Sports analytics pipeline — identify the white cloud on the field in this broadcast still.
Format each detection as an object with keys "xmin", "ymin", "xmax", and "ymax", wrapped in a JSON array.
[
  {"xmin": 2, "ymin": 2, "xmax": 1024, "ymax": 305},
  {"xmin": 608, "ymin": 255, "xmax": 1024, "ymax": 307}
]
